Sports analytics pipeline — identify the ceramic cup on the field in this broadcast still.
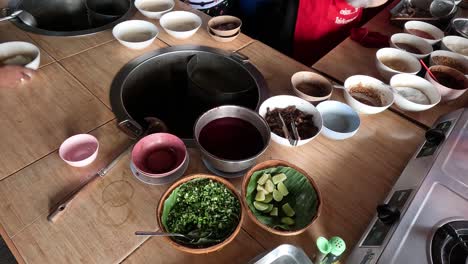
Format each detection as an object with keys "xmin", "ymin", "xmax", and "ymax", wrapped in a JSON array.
[
  {"xmin": 59, "ymin": 134, "xmax": 99, "ymax": 167},
  {"xmin": 131, "ymin": 133, "xmax": 187, "ymax": 178},
  {"xmin": 316, "ymin": 100, "xmax": 360, "ymax": 140}
]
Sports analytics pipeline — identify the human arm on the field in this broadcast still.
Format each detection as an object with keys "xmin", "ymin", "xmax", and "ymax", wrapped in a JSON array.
[{"xmin": 0, "ymin": 65, "xmax": 35, "ymax": 89}]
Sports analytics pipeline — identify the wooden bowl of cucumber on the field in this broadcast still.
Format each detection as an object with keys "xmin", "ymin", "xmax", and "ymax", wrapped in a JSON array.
[{"xmin": 241, "ymin": 160, "xmax": 322, "ymax": 236}]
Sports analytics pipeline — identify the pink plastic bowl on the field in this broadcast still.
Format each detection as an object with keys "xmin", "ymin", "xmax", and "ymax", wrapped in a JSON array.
[
  {"xmin": 59, "ymin": 134, "xmax": 99, "ymax": 167},
  {"xmin": 131, "ymin": 133, "xmax": 187, "ymax": 178}
]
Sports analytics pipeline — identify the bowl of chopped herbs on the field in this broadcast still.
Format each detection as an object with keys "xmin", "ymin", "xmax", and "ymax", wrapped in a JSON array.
[
  {"xmin": 157, "ymin": 174, "xmax": 243, "ymax": 253},
  {"xmin": 241, "ymin": 160, "xmax": 322, "ymax": 236}
]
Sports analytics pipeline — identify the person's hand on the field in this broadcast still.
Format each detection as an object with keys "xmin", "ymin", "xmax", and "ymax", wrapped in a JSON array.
[
  {"xmin": 0, "ymin": 65, "xmax": 35, "ymax": 89},
  {"xmin": 346, "ymin": 0, "xmax": 389, "ymax": 8}
]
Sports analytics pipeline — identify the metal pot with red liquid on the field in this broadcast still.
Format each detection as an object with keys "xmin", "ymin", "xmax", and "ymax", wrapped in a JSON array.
[{"xmin": 194, "ymin": 105, "xmax": 271, "ymax": 173}]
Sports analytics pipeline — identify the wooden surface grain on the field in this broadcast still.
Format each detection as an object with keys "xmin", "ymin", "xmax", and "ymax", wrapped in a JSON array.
[
  {"xmin": 313, "ymin": 3, "xmax": 468, "ymax": 127},
  {"xmin": 0, "ymin": 63, "xmax": 113, "ymax": 180}
]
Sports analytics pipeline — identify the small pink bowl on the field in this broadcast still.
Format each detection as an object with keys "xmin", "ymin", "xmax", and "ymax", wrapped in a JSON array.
[
  {"xmin": 131, "ymin": 133, "xmax": 187, "ymax": 178},
  {"xmin": 59, "ymin": 134, "xmax": 99, "ymax": 167}
]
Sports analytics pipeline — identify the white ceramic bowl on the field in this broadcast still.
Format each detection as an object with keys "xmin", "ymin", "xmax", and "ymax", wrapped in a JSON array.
[
  {"xmin": 376, "ymin": 48, "xmax": 421, "ymax": 81},
  {"xmin": 441, "ymin": 36, "xmax": 468, "ymax": 60},
  {"xmin": 0, "ymin": 41, "xmax": 40, "ymax": 70},
  {"xmin": 258, "ymin": 95, "xmax": 323, "ymax": 147},
  {"xmin": 425, "ymin": 65, "xmax": 468, "ymax": 102},
  {"xmin": 135, "ymin": 0, "xmax": 174, "ymax": 19},
  {"xmin": 59, "ymin": 134, "xmax": 99, "ymax": 167},
  {"xmin": 390, "ymin": 33, "xmax": 433, "ymax": 59},
  {"xmin": 316, "ymin": 100, "xmax": 360, "ymax": 140},
  {"xmin": 343, "ymin": 75, "xmax": 395, "ymax": 114},
  {"xmin": 390, "ymin": 74, "xmax": 441, "ymax": 112},
  {"xmin": 160, "ymin": 11, "xmax": 202, "ymax": 39},
  {"xmin": 404, "ymin": 21, "xmax": 444, "ymax": 45},
  {"xmin": 291, "ymin": 71, "xmax": 333, "ymax": 103},
  {"xmin": 112, "ymin": 20, "xmax": 158, "ymax": 50},
  {"xmin": 430, "ymin": 50, "xmax": 468, "ymax": 76}
]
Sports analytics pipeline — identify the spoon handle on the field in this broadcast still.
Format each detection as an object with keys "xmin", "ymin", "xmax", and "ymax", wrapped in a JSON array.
[
  {"xmin": 134, "ymin": 231, "xmax": 185, "ymax": 238},
  {"xmin": 0, "ymin": 10, "xmax": 22, "ymax": 22}
]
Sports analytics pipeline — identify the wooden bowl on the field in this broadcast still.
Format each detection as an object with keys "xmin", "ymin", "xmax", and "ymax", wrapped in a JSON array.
[
  {"xmin": 241, "ymin": 160, "xmax": 322, "ymax": 236},
  {"xmin": 156, "ymin": 173, "xmax": 244, "ymax": 254}
]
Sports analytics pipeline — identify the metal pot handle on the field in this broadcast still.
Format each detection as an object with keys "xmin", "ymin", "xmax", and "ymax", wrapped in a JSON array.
[
  {"xmin": 118, "ymin": 119, "xmax": 144, "ymax": 139},
  {"xmin": 230, "ymin": 52, "xmax": 249, "ymax": 64}
]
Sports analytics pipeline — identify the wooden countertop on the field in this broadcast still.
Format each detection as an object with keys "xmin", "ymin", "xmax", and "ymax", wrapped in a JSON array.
[
  {"xmin": 313, "ymin": 1, "xmax": 468, "ymax": 128},
  {"xmin": 0, "ymin": 2, "xmax": 425, "ymax": 263}
]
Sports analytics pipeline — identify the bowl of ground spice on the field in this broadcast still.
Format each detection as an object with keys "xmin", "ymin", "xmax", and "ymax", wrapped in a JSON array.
[
  {"xmin": 404, "ymin": 21, "xmax": 444, "ymax": 45},
  {"xmin": 157, "ymin": 174, "xmax": 243, "ymax": 254},
  {"xmin": 430, "ymin": 50, "xmax": 467, "ymax": 75}
]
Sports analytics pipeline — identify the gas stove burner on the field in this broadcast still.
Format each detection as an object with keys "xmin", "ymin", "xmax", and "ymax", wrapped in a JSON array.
[{"xmin": 432, "ymin": 221, "xmax": 468, "ymax": 264}]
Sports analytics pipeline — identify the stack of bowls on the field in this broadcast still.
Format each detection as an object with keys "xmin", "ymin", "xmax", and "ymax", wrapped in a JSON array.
[
  {"xmin": 207, "ymin": 16, "xmax": 242, "ymax": 42},
  {"xmin": 131, "ymin": 133, "xmax": 189, "ymax": 185}
]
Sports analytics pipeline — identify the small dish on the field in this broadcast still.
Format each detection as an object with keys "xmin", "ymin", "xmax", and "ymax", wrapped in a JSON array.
[
  {"xmin": 241, "ymin": 160, "xmax": 322, "ymax": 236},
  {"xmin": 404, "ymin": 21, "xmax": 444, "ymax": 45},
  {"xmin": 343, "ymin": 75, "xmax": 395, "ymax": 114},
  {"xmin": 430, "ymin": 50, "xmax": 467, "ymax": 76},
  {"xmin": 390, "ymin": 74, "xmax": 441, "ymax": 112},
  {"xmin": 112, "ymin": 20, "xmax": 158, "ymax": 50},
  {"xmin": 258, "ymin": 95, "xmax": 323, "ymax": 147},
  {"xmin": 291, "ymin": 71, "xmax": 333, "ymax": 103},
  {"xmin": 0, "ymin": 41, "xmax": 40, "ymax": 70},
  {"xmin": 131, "ymin": 133, "xmax": 187, "ymax": 178},
  {"xmin": 59, "ymin": 134, "xmax": 99, "ymax": 167},
  {"xmin": 207, "ymin": 27, "xmax": 240, "ymax": 42},
  {"xmin": 316, "ymin": 100, "xmax": 360, "ymax": 140},
  {"xmin": 441, "ymin": 36, "xmax": 468, "ymax": 59},
  {"xmin": 135, "ymin": 0, "xmax": 174, "ymax": 19},
  {"xmin": 207, "ymin": 15, "xmax": 242, "ymax": 37},
  {"xmin": 390, "ymin": 33, "xmax": 433, "ymax": 59},
  {"xmin": 375, "ymin": 48, "xmax": 421, "ymax": 81},
  {"xmin": 425, "ymin": 65, "xmax": 468, "ymax": 102},
  {"xmin": 160, "ymin": 11, "xmax": 202, "ymax": 39}
]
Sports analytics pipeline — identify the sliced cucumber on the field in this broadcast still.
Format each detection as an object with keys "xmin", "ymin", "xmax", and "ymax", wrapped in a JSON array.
[
  {"xmin": 272, "ymin": 173, "xmax": 287, "ymax": 185},
  {"xmin": 277, "ymin": 182, "xmax": 289, "ymax": 196},
  {"xmin": 269, "ymin": 207, "xmax": 278, "ymax": 216},
  {"xmin": 282, "ymin": 203, "xmax": 295, "ymax": 217},
  {"xmin": 281, "ymin": 217, "xmax": 295, "ymax": 225},
  {"xmin": 272, "ymin": 189, "xmax": 284, "ymax": 202},
  {"xmin": 253, "ymin": 201, "xmax": 269, "ymax": 211},
  {"xmin": 264, "ymin": 193, "xmax": 273, "ymax": 203},
  {"xmin": 255, "ymin": 191, "xmax": 266, "ymax": 201},
  {"xmin": 257, "ymin": 173, "xmax": 271, "ymax": 185},
  {"xmin": 264, "ymin": 204, "xmax": 274, "ymax": 213},
  {"xmin": 265, "ymin": 179, "xmax": 275, "ymax": 193}
]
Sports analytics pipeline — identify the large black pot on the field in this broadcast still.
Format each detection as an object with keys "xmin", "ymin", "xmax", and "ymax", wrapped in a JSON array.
[
  {"xmin": 110, "ymin": 45, "xmax": 269, "ymax": 146},
  {"xmin": 8, "ymin": 0, "xmax": 135, "ymax": 36}
]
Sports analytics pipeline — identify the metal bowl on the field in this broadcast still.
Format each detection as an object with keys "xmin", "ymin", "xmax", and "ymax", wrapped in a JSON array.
[
  {"xmin": 194, "ymin": 105, "xmax": 271, "ymax": 174},
  {"xmin": 452, "ymin": 18, "xmax": 468, "ymax": 38}
]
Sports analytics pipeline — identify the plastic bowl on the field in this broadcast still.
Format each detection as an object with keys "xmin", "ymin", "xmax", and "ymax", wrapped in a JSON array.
[
  {"xmin": 316, "ymin": 100, "xmax": 360, "ymax": 140},
  {"xmin": 131, "ymin": 133, "xmax": 187, "ymax": 178},
  {"xmin": 59, "ymin": 134, "xmax": 99, "ymax": 167},
  {"xmin": 112, "ymin": 20, "xmax": 158, "ymax": 50},
  {"xmin": 258, "ymin": 95, "xmax": 323, "ymax": 147}
]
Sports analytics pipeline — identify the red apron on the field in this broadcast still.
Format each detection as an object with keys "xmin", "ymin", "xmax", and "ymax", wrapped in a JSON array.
[{"xmin": 293, "ymin": 0, "xmax": 363, "ymax": 65}]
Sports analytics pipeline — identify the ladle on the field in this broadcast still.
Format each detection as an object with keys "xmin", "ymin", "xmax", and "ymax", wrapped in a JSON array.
[{"xmin": 0, "ymin": 8, "xmax": 37, "ymax": 27}]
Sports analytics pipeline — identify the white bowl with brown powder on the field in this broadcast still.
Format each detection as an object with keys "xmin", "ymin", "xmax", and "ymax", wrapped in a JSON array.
[
  {"xmin": 376, "ymin": 48, "xmax": 421, "ymax": 81},
  {"xmin": 343, "ymin": 75, "xmax": 394, "ymax": 114}
]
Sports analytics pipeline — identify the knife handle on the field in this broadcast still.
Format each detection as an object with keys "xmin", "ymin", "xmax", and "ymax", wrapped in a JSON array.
[{"xmin": 47, "ymin": 175, "xmax": 100, "ymax": 223}]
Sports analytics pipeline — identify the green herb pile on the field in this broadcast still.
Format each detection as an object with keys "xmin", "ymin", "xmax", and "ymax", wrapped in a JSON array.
[{"xmin": 162, "ymin": 178, "xmax": 241, "ymax": 247}]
